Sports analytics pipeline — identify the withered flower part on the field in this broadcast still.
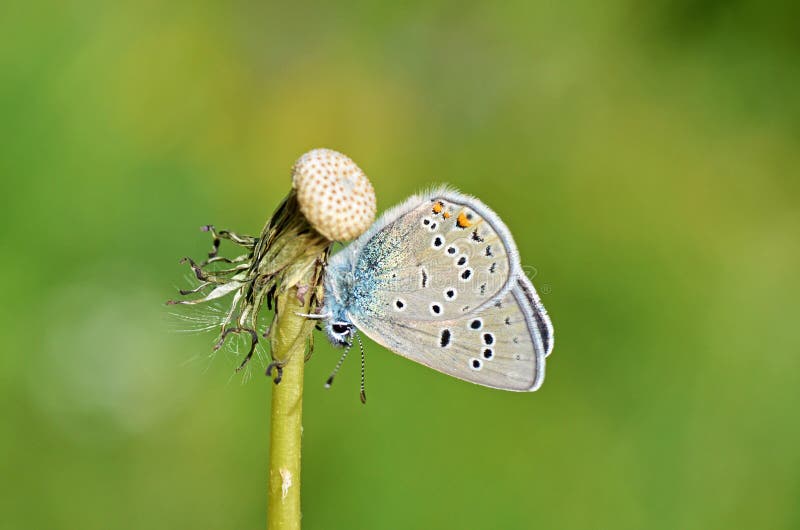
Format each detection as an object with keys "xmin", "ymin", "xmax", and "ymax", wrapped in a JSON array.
[{"xmin": 168, "ymin": 148, "xmax": 376, "ymax": 381}]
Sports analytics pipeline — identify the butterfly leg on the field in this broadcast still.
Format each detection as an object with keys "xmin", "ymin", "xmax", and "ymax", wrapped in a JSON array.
[{"xmin": 294, "ymin": 311, "xmax": 331, "ymax": 319}]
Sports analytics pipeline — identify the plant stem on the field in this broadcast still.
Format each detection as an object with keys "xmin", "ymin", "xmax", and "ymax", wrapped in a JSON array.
[{"xmin": 267, "ymin": 288, "xmax": 312, "ymax": 530}]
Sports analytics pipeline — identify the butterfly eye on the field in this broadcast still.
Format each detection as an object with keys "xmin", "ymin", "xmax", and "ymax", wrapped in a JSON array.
[{"xmin": 331, "ymin": 323, "xmax": 349, "ymax": 335}]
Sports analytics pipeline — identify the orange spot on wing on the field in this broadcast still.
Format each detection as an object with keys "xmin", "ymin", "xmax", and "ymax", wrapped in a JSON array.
[
  {"xmin": 442, "ymin": 211, "xmax": 451, "ymax": 219},
  {"xmin": 432, "ymin": 201, "xmax": 444, "ymax": 214},
  {"xmin": 457, "ymin": 212, "xmax": 472, "ymax": 228}
]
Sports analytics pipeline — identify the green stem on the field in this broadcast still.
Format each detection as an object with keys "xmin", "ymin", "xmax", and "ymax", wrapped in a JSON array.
[
  {"xmin": 244, "ymin": 190, "xmax": 328, "ymax": 529},
  {"xmin": 267, "ymin": 287, "xmax": 316, "ymax": 530},
  {"xmin": 175, "ymin": 188, "xmax": 330, "ymax": 529}
]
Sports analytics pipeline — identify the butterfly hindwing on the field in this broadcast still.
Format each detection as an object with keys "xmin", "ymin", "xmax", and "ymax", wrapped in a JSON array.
[{"xmin": 351, "ymin": 277, "xmax": 546, "ymax": 391}]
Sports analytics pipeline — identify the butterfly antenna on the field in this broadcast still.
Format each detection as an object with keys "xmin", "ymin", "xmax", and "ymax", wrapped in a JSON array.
[
  {"xmin": 356, "ymin": 332, "xmax": 367, "ymax": 404},
  {"xmin": 325, "ymin": 338, "xmax": 353, "ymax": 388}
]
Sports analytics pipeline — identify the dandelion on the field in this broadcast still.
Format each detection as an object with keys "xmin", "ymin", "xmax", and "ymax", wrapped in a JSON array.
[{"xmin": 168, "ymin": 148, "xmax": 376, "ymax": 529}]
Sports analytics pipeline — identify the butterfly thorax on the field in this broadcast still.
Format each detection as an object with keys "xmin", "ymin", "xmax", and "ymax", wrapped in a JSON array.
[{"xmin": 321, "ymin": 261, "xmax": 357, "ymax": 346}]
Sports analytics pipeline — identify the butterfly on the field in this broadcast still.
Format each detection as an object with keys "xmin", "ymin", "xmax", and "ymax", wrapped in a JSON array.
[{"xmin": 315, "ymin": 187, "xmax": 553, "ymax": 394}]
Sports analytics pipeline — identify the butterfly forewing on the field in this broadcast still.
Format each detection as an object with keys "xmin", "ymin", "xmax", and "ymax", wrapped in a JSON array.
[{"xmin": 351, "ymin": 194, "xmax": 517, "ymax": 322}]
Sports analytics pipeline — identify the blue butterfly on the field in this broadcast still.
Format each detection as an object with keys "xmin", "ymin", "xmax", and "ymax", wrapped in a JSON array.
[{"xmin": 315, "ymin": 187, "xmax": 553, "ymax": 394}]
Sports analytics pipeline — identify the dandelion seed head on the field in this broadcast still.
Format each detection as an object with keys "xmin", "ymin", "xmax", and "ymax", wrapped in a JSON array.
[{"xmin": 292, "ymin": 148, "xmax": 376, "ymax": 241}]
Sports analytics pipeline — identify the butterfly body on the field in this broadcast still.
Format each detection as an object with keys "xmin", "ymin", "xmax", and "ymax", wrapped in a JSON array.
[{"xmin": 321, "ymin": 186, "xmax": 553, "ymax": 392}]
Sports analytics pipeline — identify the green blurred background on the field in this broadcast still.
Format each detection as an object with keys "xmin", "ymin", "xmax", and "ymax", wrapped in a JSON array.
[{"xmin": 2, "ymin": 1, "xmax": 799, "ymax": 529}]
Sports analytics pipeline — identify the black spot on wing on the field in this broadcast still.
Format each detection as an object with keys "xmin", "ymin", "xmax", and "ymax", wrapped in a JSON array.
[{"xmin": 440, "ymin": 329, "xmax": 451, "ymax": 347}]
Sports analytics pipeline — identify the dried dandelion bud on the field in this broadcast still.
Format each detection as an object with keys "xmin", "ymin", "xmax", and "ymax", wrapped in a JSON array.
[{"xmin": 292, "ymin": 148, "xmax": 377, "ymax": 241}]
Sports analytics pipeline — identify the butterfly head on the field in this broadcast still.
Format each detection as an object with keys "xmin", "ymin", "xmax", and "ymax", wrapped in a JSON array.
[{"xmin": 325, "ymin": 320, "xmax": 355, "ymax": 347}]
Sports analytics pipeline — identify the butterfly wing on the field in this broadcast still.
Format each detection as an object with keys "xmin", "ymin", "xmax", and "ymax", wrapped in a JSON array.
[
  {"xmin": 338, "ymin": 188, "xmax": 521, "ymax": 317},
  {"xmin": 327, "ymin": 187, "xmax": 553, "ymax": 391},
  {"xmin": 352, "ymin": 276, "xmax": 548, "ymax": 391}
]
